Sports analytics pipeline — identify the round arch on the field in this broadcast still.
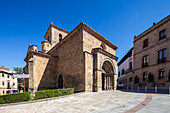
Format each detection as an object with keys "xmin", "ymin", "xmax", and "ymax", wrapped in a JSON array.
[
  {"xmin": 100, "ymin": 58, "xmax": 116, "ymax": 90},
  {"xmin": 100, "ymin": 58, "xmax": 116, "ymax": 74}
]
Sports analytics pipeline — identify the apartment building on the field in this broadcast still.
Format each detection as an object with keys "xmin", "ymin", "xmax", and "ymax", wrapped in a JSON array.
[
  {"xmin": 133, "ymin": 15, "xmax": 170, "ymax": 87},
  {"xmin": 0, "ymin": 66, "xmax": 17, "ymax": 95},
  {"xmin": 118, "ymin": 48, "xmax": 133, "ymax": 86}
]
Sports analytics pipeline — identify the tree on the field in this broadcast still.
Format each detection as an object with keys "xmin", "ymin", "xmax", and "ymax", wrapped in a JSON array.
[
  {"xmin": 13, "ymin": 67, "xmax": 23, "ymax": 74},
  {"xmin": 13, "ymin": 67, "xmax": 24, "ymax": 92}
]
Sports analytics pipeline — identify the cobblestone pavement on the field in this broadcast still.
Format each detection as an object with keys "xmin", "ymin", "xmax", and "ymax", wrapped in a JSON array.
[{"xmin": 0, "ymin": 90, "xmax": 170, "ymax": 113}]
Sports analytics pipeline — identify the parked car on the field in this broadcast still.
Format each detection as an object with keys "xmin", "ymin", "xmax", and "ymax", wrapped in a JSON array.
[{"xmin": 6, "ymin": 90, "xmax": 18, "ymax": 94}]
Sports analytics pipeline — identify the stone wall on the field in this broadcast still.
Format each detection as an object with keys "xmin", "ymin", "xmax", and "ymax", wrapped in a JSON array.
[
  {"xmin": 50, "ymin": 29, "xmax": 85, "ymax": 92},
  {"xmin": 83, "ymin": 29, "xmax": 118, "ymax": 92}
]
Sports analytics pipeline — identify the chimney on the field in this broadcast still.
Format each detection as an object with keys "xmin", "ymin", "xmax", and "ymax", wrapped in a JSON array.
[
  {"xmin": 153, "ymin": 22, "xmax": 156, "ymax": 26},
  {"xmin": 134, "ymin": 35, "xmax": 136, "ymax": 38}
]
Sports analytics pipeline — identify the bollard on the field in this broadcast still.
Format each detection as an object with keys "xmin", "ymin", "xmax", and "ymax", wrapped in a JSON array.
[
  {"xmin": 132, "ymin": 85, "xmax": 133, "ymax": 91},
  {"xmin": 127, "ymin": 86, "xmax": 128, "ymax": 91},
  {"xmin": 145, "ymin": 85, "xmax": 147, "ymax": 92},
  {"xmin": 169, "ymin": 86, "xmax": 170, "ymax": 94},
  {"xmin": 155, "ymin": 85, "xmax": 157, "ymax": 93},
  {"xmin": 138, "ymin": 86, "xmax": 139, "ymax": 91}
]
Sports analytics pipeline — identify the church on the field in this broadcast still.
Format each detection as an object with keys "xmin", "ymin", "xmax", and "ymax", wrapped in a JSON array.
[{"xmin": 24, "ymin": 22, "xmax": 118, "ymax": 92}]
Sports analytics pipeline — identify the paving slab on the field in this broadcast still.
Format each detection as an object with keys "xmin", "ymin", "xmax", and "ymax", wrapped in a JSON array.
[{"xmin": 0, "ymin": 90, "xmax": 169, "ymax": 113}]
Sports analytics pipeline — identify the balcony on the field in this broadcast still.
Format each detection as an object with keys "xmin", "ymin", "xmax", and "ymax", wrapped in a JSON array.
[
  {"xmin": 142, "ymin": 62, "xmax": 148, "ymax": 68},
  {"xmin": 158, "ymin": 57, "xmax": 166, "ymax": 64},
  {"xmin": 124, "ymin": 68, "xmax": 133, "ymax": 74}
]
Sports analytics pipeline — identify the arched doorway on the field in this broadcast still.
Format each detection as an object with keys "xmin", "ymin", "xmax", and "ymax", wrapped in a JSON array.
[
  {"xmin": 102, "ymin": 60, "xmax": 114, "ymax": 90},
  {"xmin": 58, "ymin": 74, "xmax": 63, "ymax": 89}
]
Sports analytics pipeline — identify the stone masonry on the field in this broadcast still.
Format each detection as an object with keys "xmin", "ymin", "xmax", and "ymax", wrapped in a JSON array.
[{"xmin": 24, "ymin": 22, "xmax": 118, "ymax": 92}]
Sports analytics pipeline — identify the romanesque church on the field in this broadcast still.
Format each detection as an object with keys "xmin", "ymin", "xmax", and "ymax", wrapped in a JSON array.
[{"xmin": 24, "ymin": 22, "xmax": 118, "ymax": 92}]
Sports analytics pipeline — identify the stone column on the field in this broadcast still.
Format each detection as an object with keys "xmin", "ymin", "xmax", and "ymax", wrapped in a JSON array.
[
  {"xmin": 28, "ymin": 58, "xmax": 35, "ymax": 97},
  {"xmin": 113, "ymin": 74, "xmax": 117, "ymax": 90},
  {"xmin": 110, "ymin": 76, "xmax": 113, "ymax": 90},
  {"xmin": 108, "ymin": 76, "xmax": 110, "ymax": 90},
  {"xmin": 104, "ymin": 75, "xmax": 106, "ymax": 90},
  {"xmin": 107, "ymin": 76, "xmax": 109, "ymax": 90}
]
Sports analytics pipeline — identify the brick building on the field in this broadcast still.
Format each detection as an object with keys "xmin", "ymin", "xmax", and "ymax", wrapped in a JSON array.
[{"xmin": 24, "ymin": 22, "xmax": 118, "ymax": 92}]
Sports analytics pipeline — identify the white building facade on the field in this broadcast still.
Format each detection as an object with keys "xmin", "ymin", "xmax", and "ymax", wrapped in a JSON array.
[
  {"xmin": 0, "ymin": 66, "xmax": 17, "ymax": 95},
  {"xmin": 118, "ymin": 48, "xmax": 134, "ymax": 86}
]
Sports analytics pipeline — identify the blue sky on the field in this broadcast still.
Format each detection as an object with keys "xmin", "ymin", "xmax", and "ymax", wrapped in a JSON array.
[{"xmin": 0, "ymin": 0, "xmax": 170, "ymax": 70}]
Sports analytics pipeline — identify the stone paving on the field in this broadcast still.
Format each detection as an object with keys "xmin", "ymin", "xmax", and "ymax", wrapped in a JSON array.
[{"xmin": 0, "ymin": 90, "xmax": 170, "ymax": 113}]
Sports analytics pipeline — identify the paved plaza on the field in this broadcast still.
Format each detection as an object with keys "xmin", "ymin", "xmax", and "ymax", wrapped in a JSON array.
[{"xmin": 0, "ymin": 90, "xmax": 170, "ymax": 113}]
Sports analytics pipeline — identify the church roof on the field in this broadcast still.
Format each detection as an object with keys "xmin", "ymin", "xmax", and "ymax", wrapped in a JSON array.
[{"xmin": 47, "ymin": 22, "xmax": 118, "ymax": 54}]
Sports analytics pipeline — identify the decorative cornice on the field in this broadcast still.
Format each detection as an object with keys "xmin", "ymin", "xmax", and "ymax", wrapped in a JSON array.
[
  {"xmin": 82, "ymin": 22, "xmax": 118, "ymax": 50},
  {"xmin": 47, "ymin": 22, "xmax": 118, "ymax": 54},
  {"xmin": 93, "ymin": 48, "xmax": 118, "ymax": 61},
  {"xmin": 134, "ymin": 15, "xmax": 170, "ymax": 42},
  {"xmin": 24, "ymin": 51, "xmax": 51, "ymax": 62}
]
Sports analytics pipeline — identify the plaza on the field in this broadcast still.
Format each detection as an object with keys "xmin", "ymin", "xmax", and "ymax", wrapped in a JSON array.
[{"xmin": 0, "ymin": 90, "xmax": 170, "ymax": 113}]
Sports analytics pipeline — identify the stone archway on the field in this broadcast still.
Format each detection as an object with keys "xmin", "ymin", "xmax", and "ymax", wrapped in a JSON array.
[
  {"xmin": 58, "ymin": 74, "xmax": 63, "ymax": 89},
  {"xmin": 101, "ymin": 60, "xmax": 114, "ymax": 90}
]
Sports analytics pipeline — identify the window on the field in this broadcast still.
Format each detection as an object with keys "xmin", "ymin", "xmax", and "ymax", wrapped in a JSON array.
[
  {"xmin": 59, "ymin": 34, "xmax": 62, "ymax": 41},
  {"xmin": 100, "ymin": 45, "xmax": 104, "ymax": 49},
  {"xmin": 7, "ymin": 75, "xmax": 9, "ymax": 78},
  {"xmin": 13, "ymin": 83, "xmax": 15, "ymax": 86},
  {"xmin": 159, "ymin": 69, "xmax": 165, "ymax": 79},
  {"xmin": 130, "ymin": 62, "xmax": 132, "ymax": 70},
  {"xmin": 142, "ymin": 55, "xmax": 148, "ymax": 67},
  {"xmin": 143, "ymin": 72, "xmax": 147, "ymax": 81},
  {"xmin": 125, "ymin": 79, "xmax": 127, "ymax": 83},
  {"xmin": 7, "ymin": 82, "xmax": 10, "ymax": 89},
  {"xmin": 48, "ymin": 36, "xmax": 50, "ymax": 42},
  {"xmin": 158, "ymin": 49, "xmax": 166, "ymax": 63},
  {"xmin": 2, "ymin": 74, "xmax": 4, "ymax": 77},
  {"xmin": 118, "ymin": 71, "xmax": 120, "ymax": 77},
  {"xmin": 159, "ymin": 29, "xmax": 166, "ymax": 40},
  {"xmin": 129, "ymin": 77, "xmax": 132, "ymax": 82},
  {"xmin": 100, "ymin": 43, "xmax": 106, "ymax": 50},
  {"xmin": 2, "ymin": 81, "xmax": 4, "ymax": 85},
  {"xmin": 122, "ymin": 69, "xmax": 124, "ymax": 75},
  {"xmin": 143, "ymin": 39, "xmax": 148, "ymax": 48},
  {"xmin": 3, "ymin": 91, "xmax": 4, "ymax": 94}
]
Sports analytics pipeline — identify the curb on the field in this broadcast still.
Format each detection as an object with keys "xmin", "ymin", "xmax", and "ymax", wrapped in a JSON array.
[{"xmin": 0, "ymin": 92, "xmax": 84, "ymax": 107}]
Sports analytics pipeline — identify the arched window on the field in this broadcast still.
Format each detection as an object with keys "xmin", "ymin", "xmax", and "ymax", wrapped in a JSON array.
[
  {"xmin": 58, "ymin": 74, "xmax": 63, "ymax": 89},
  {"xmin": 59, "ymin": 34, "xmax": 62, "ymax": 41}
]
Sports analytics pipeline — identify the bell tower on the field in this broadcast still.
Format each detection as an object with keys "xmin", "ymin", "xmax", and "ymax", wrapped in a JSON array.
[{"xmin": 41, "ymin": 22, "xmax": 69, "ymax": 53}]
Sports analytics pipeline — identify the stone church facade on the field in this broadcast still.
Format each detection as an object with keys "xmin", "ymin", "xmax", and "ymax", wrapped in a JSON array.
[{"xmin": 24, "ymin": 22, "xmax": 118, "ymax": 92}]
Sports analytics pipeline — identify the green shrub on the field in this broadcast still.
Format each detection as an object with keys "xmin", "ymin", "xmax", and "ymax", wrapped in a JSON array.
[
  {"xmin": 0, "ymin": 92, "xmax": 31, "ymax": 104},
  {"xmin": 34, "ymin": 88, "xmax": 74, "ymax": 100},
  {"xmin": 0, "ymin": 88, "xmax": 74, "ymax": 104}
]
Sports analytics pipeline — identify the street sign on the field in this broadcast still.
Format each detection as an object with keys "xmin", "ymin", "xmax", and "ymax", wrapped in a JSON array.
[{"xmin": 13, "ymin": 74, "xmax": 29, "ymax": 78}]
